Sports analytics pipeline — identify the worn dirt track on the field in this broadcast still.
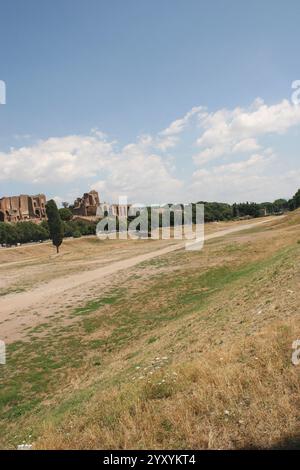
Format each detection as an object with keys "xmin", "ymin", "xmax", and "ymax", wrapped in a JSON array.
[{"xmin": 0, "ymin": 217, "xmax": 280, "ymax": 342}]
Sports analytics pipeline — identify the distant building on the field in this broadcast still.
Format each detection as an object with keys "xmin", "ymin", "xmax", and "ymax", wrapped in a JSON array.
[
  {"xmin": 0, "ymin": 194, "xmax": 47, "ymax": 223},
  {"xmin": 97, "ymin": 202, "xmax": 131, "ymax": 218},
  {"xmin": 72, "ymin": 190, "xmax": 100, "ymax": 217},
  {"xmin": 72, "ymin": 190, "xmax": 132, "ymax": 220}
]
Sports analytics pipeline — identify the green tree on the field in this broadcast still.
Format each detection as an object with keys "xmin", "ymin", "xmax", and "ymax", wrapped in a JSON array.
[
  {"xmin": 59, "ymin": 207, "xmax": 73, "ymax": 221},
  {"xmin": 273, "ymin": 198, "xmax": 288, "ymax": 212},
  {"xmin": 46, "ymin": 200, "xmax": 64, "ymax": 253},
  {"xmin": 292, "ymin": 189, "xmax": 300, "ymax": 209},
  {"xmin": 0, "ymin": 223, "xmax": 18, "ymax": 245},
  {"xmin": 72, "ymin": 230, "xmax": 82, "ymax": 238}
]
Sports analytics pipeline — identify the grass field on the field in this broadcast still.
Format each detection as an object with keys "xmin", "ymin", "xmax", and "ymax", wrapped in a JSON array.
[{"xmin": 0, "ymin": 214, "xmax": 300, "ymax": 449}]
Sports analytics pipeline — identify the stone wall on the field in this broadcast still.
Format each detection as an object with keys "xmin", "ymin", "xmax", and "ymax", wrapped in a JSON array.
[
  {"xmin": 0, "ymin": 194, "xmax": 47, "ymax": 223},
  {"xmin": 72, "ymin": 190, "xmax": 100, "ymax": 217}
]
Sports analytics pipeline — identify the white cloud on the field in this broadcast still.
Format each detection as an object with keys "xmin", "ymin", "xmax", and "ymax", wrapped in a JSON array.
[
  {"xmin": 1, "ymin": 98, "xmax": 300, "ymax": 204},
  {"xmin": 194, "ymin": 99, "xmax": 300, "ymax": 166},
  {"xmin": 157, "ymin": 106, "xmax": 205, "ymax": 151},
  {"xmin": 53, "ymin": 195, "xmax": 63, "ymax": 207},
  {"xmin": 0, "ymin": 135, "xmax": 113, "ymax": 183},
  {"xmin": 0, "ymin": 132, "xmax": 182, "ymax": 204},
  {"xmin": 160, "ymin": 106, "xmax": 203, "ymax": 137},
  {"xmin": 191, "ymin": 151, "xmax": 279, "ymax": 202},
  {"xmin": 100, "ymin": 138, "xmax": 183, "ymax": 202},
  {"xmin": 232, "ymin": 138, "xmax": 261, "ymax": 154}
]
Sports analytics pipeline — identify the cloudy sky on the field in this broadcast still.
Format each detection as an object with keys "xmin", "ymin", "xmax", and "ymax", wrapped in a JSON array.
[{"xmin": 0, "ymin": 0, "xmax": 300, "ymax": 205}]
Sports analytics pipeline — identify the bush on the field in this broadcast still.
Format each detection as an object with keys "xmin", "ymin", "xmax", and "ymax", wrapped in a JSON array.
[
  {"xmin": 63, "ymin": 220, "xmax": 96, "ymax": 238},
  {"xmin": 72, "ymin": 230, "xmax": 82, "ymax": 238},
  {"xmin": 0, "ymin": 221, "xmax": 49, "ymax": 245},
  {"xmin": 59, "ymin": 208, "xmax": 73, "ymax": 221}
]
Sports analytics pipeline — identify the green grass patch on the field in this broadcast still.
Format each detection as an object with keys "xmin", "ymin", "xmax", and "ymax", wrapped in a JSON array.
[
  {"xmin": 0, "ymin": 241, "xmax": 297, "ymax": 447},
  {"xmin": 73, "ymin": 294, "xmax": 122, "ymax": 316}
]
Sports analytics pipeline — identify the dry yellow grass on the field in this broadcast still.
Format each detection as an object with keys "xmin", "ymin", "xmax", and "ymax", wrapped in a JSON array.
[
  {"xmin": 35, "ymin": 320, "xmax": 300, "ymax": 449},
  {"xmin": 1, "ymin": 213, "xmax": 300, "ymax": 449}
]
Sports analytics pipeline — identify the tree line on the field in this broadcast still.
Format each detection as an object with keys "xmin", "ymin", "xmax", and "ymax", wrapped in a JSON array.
[
  {"xmin": 1, "ymin": 189, "xmax": 300, "ymax": 248},
  {"xmin": 0, "ymin": 203, "xmax": 96, "ymax": 248}
]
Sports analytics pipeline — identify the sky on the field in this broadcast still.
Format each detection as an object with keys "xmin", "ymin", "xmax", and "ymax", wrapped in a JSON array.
[{"xmin": 0, "ymin": 0, "xmax": 300, "ymax": 205}]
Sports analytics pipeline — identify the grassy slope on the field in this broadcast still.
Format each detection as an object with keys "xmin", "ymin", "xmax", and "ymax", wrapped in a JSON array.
[{"xmin": 1, "ymin": 214, "xmax": 300, "ymax": 449}]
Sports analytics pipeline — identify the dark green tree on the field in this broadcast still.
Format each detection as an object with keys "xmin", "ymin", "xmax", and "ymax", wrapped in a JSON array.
[
  {"xmin": 46, "ymin": 200, "xmax": 64, "ymax": 253},
  {"xmin": 273, "ymin": 198, "xmax": 288, "ymax": 212},
  {"xmin": 292, "ymin": 189, "xmax": 300, "ymax": 209},
  {"xmin": 59, "ymin": 207, "xmax": 73, "ymax": 221}
]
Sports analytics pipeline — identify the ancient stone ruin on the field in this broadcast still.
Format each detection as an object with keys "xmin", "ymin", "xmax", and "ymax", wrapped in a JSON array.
[
  {"xmin": 72, "ymin": 190, "xmax": 100, "ymax": 217},
  {"xmin": 0, "ymin": 194, "xmax": 47, "ymax": 223}
]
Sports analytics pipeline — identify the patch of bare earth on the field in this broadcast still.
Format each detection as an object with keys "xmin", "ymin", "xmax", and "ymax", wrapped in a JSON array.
[{"xmin": 1, "ymin": 214, "xmax": 300, "ymax": 449}]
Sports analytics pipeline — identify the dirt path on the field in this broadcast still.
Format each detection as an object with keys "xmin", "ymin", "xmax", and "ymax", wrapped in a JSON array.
[{"xmin": 0, "ymin": 217, "xmax": 280, "ymax": 342}]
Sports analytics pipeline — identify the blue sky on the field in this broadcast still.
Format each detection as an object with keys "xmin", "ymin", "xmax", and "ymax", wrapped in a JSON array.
[{"xmin": 0, "ymin": 0, "xmax": 300, "ymax": 204}]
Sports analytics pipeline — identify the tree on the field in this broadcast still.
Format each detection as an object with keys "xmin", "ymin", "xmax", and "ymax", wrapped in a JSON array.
[
  {"xmin": 273, "ymin": 198, "xmax": 288, "ymax": 211},
  {"xmin": 292, "ymin": 189, "xmax": 300, "ymax": 209},
  {"xmin": 46, "ymin": 200, "xmax": 64, "ymax": 253},
  {"xmin": 72, "ymin": 230, "xmax": 82, "ymax": 238},
  {"xmin": 59, "ymin": 207, "xmax": 73, "ymax": 221},
  {"xmin": 62, "ymin": 201, "xmax": 69, "ymax": 208},
  {"xmin": 0, "ymin": 223, "xmax": 18, "ymax": 245}
]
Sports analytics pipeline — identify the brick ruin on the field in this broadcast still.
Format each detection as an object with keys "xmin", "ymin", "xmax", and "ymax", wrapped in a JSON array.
[
  {"xmin": 0, "ymin": 189, "xmax": 131, "ymax": 224},
  {"xmin": 0, "ymin": 194, "xmax": 47, "ymax": 223},
  {"xmin": 72, "ymin": 191, "xmax": 131, "ymax": 219},
  {"xmin": 72, "ymin": 190, "xmax": 100, "ymax": 217}
]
